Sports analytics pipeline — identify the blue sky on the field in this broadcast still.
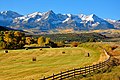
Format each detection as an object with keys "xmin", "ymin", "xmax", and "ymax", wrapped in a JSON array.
[{"xmin": 0, "ymin": 0, "xmax": 119, "ymax": 20}]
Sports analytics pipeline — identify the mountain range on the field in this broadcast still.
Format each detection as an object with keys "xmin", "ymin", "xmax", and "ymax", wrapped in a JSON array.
[{"xmin": 0, "ymin": 10, "xmax": 119, "ymax": 33}]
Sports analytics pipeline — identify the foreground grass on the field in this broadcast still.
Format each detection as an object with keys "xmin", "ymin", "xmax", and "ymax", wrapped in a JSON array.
[
  {"xmin": 81, "ymin": 65, "xmax": 120, "ymax": 80},
  {"xmin": 0, "ymin": 46, "xmax": 101, "ymax": 80}
]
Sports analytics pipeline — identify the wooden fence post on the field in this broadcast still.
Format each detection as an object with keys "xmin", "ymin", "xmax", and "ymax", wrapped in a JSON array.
[
  {"xmin": 88, "ymin": 65, "xmax": 90, "ymax": 73},
  {"xmin": 84, "ymin": 66, "xmax": 86, "ymax": 75},
  {"xmin": 103, "ymin": 61, "xmax": 105, "ymax": 67},
  {"xmin": 93, "ymin": 65, "xmax": 95, "ymax": 72},
  {"xmin": 102, "ymin": 62, "xmax": 104, "ymax": 68},
  {"xmin": 79, "ymin": 68, "xmax": 81, "ymax": 74},
  {"xmin": 101, "ymin": 62, "xmax": 103, "ymax": 68},
  {"xmin": 103, "ymin": 62, "xmax": 105, "ymax": 67},
  {"xmin": 99, "ymin": 62, "xmax": 101, "ymax": 69},
  {"xmin": 60, "ymin": 71, "xmax": 62, "ymax": 80},
  {"xmin": 73, "ymin": 68, "xmax": 75, "ymax": 77},
  {"xmin": 97, "ymin": 64, "xmax": 99, "ymax": 69},
  {"xmin": 67, "ymin": 69, "xmax": 69, "ymax": 79},
  {"xmin": 52, "ymin": 73, "xmax": 54, "ymax": 80},
  {"xmin": 41, "ymin": 76, "xmax": 45, "ymax": 80}
]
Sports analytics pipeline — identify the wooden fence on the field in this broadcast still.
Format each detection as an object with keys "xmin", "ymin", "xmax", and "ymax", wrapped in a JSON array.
[{"xmin": 40, "ymin": 57, "xmax": 110, "ymax": 80}]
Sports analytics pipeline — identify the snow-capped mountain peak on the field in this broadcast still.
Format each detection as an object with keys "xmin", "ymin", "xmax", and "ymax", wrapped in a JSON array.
[
  {"xmin": 43, "ymin": 10, "xmax": 55, "ymax": 16},
  {"xmin": 0, "ymin": 10, "xmax": 22, "ymax": 18},
  {"xmin": 79, "ymin": 14, "xmax": 86, "ymax": 18},
  {"xmin": 27, "ymin": 12, "xmax": 42, "ymax": 18},
  {"xmin": 0, "ymin": 10, "xmax": 118, "ymax": 32},
  {"xmin": 42, "ymin": 10, "xmax": 57, "ymax": 20},
  {"xmin": 86, "ymin": 14, "xmax": 95, "ymax": 21},
  {"xmin": 81, "ymin": 14, "xmax": 99, "ymax": 22},
  {"xmin": 0, "ymin": 10, "xmax": 22, "ymax": 26},
  {"xmin": 46, "ymin": 10, "xmax": 54, "ymax": 14},
  {"xmin": 67, "ymin": 14, "xmax": 72, "ymax": 17}
]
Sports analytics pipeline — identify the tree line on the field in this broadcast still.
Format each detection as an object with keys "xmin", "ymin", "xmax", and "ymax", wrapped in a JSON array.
[
  {"xmin": 0, "ymin": 31, "xmax": 58, "ymax": 49},
  {"xmin": 0, "ymin": 31, "xmax": 105, "ymax": 49}
]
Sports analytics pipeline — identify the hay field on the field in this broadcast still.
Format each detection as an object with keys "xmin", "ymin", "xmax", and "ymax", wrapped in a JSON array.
[{"xmin": 0, "ymin": 45, "xmax": 101, "ymax": 80}]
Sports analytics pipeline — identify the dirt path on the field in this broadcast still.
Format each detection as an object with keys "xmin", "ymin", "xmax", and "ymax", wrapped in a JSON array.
[{"xmin": 93, "ymin": 49, "xmax": 110, "ymax": 64}]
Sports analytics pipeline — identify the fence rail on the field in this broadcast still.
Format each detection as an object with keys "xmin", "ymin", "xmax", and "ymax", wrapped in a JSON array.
[{"xmin": 40, "ymin": 49, "xmax": 110, "ymax": 80}]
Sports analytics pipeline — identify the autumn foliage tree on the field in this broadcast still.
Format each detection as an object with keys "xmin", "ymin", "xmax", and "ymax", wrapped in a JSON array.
[
  {"xmin": 45, "ymin": 37, "xmax": 57, "ymax": 48},
  {"xmin": 56, "ymin": 41, "xmax": 65, "ymax": 47},
  {"xmin": 71, "ymin": 42, "xmax": 80, "ymax": 47},
  {"xmin": 0, "ymin": 31, "xmax": 25, "ymax": 49},
  {"xmin": 26, "ymin": 37, "xmax": 32, "ymax": 45},
  {"xmin": 37, "ymin": 36, "xmax": 45, "ymax": 46},
  {"xmin": 45, "ymin": 37, "xmax": 51, "ymax": 44},
  {"xmin": 37, "ymin": 36, "xmax": 57, "ymax": 48},
  {"xmin": 0, "ymin": 32, "xmax": 5, "ymax": 49}
]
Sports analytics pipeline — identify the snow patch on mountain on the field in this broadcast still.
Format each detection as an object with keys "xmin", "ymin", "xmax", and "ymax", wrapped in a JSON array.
[
  {"xmin": 105, "ymin": 19, "xmax": 116, "ymax": 23},
  {"xmin": 27, "ymin": 12, "xmax": 42, "ymax": 18},
  {"xmin": 62, "ymin": 18, "xmax": 70, "ymax": 23},
  {"xmin": 92, "ymin": 22, "xmax": 100, "ymax": 27},
  {"xmin": 85, "ymin": 14, "xmax": 95, "ymax": 21}
]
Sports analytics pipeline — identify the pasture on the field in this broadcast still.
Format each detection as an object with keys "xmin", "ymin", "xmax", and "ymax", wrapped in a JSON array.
[{"xmin": 0, "ymin": 44, "xmax": 102, "ymax": 80}]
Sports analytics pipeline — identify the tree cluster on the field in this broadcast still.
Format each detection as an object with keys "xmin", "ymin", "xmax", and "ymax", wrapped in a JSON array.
[
  {"xmin": 0, "ymin": 31, "xmax": 25, "ymax": 49},
  {"xmin": 37, "ymin": 36, "xmax": 57, "ymax": 48}
]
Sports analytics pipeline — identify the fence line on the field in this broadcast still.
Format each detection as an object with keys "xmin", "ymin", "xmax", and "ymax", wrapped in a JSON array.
[{"xmin": 40, "ymin": 49, "xmax": 110, "ymax": 80}]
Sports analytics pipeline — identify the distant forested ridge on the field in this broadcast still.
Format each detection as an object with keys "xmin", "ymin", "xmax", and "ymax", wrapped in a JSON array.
[{"xmin": 34, "ymin": 33, "xmax": 106, "ymax": 42}]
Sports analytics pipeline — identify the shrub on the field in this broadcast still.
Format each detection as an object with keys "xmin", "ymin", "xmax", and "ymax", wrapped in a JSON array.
[
  {"xmin": 56, "ymin": 41, "xmax": 65, "ymax": 47},
  {"xmin": 71, "ymin": 42, "xmax": 80, "ymax": 47}
]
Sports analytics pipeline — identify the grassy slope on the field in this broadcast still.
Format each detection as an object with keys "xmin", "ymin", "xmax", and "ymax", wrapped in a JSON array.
[
  {"xmin": 0, "ymin": 46, "xmax": 101, "ymax": 80},
  {"xmin": 77, "ymin": 42, "xmax": 120, "ymax": 80},
  {"xmin": 81, "ymin": 65, "xmax": 120, "ymax": 80}
]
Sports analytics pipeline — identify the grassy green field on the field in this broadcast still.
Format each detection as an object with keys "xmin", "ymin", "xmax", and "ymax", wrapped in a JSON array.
[{"xmin": 0, "ymin": 44, "xmax": 102, "ymax": 80}]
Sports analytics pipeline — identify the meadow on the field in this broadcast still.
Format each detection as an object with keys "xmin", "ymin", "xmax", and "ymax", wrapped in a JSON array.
[{"xmin": 0, "ymin": 43, "xmax": 102, "ymax": 80}]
